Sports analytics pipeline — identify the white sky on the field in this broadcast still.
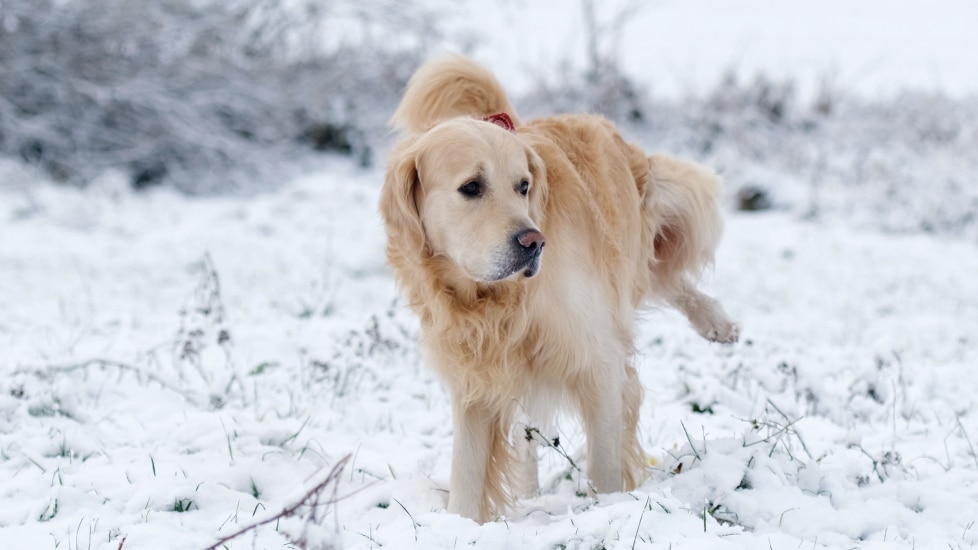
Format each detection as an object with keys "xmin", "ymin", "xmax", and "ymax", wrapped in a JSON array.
[{"xmin": 453, "ymin": 0, "xmax": 978, "ymax": 99}]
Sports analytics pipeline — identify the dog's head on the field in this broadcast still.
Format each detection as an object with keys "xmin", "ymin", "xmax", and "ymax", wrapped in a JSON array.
[{"xmin": 381, "ymin": 118, "xmax": 548, "ymax": 283}]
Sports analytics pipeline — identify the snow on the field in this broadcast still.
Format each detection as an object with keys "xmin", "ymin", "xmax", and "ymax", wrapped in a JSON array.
[
  {"xmin": 3, "ymin": 1, "xmax": 978, "ymax": 548},
  {"xmin": 3, "ymin": 148, "xmax": 978, "ymax": 548}
]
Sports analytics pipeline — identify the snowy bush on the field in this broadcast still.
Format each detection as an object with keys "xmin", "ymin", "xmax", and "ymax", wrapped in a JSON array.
[
  {"xmin": 679, "ymin": 77, "xmax": 978, "ymax": 240},
  {"xmin": 0, "ymin": 0, "xmax": 442, "ymax": 192}
]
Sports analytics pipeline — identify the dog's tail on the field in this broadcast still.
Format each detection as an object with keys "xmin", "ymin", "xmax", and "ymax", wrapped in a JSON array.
[
  {"xmin": 390, "ymin": 54, "xmax": 521, "ymax": 134},
  {"xmin": 643, "ymin": 154, "xmax": 724, "ymax": 293}
]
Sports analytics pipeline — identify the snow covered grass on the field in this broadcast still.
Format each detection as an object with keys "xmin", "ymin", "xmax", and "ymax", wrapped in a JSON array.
[
  {"xmin": 3, "ymin": 1, "xmax": 976, "ymax": 547},
  {"xmin": 2, "ymin": 138, "xmax": 978, "ymax": 548}
]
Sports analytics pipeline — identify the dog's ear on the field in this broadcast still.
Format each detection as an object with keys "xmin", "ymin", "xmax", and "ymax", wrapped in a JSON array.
[
  {"xmin": 526, "ymin": 146, "xmax": 549, "ymax": 223},
  {"xmin": 380, "ymin": 141, "xmax": 427, "ymax": 257}
]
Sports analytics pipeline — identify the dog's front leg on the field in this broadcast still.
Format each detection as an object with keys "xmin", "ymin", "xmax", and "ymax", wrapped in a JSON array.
[
  {"xmin": 578, "ymin": 369, "xmax": 624, "ymax": 493},
  {"xmin": 514, "ymin": 425, "xmax": 540, "ymax": 499},
  {"xmin": 447, "ymin": 398, "xmax": 492, "ymax": 522}
]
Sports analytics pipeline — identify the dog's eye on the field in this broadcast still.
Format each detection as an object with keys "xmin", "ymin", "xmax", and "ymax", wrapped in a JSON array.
[
  {"xmin": 519, "ymin": 180, "xmax": 529, "ymax": 196},
  {"xmin": 458, "ymin": 181, "xmax": 482, "ymax": 198}
]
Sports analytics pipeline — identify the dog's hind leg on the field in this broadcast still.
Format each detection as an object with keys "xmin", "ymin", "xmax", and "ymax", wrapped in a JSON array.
[
  {"xmin": 642, "ymin": 153, "xmax": 739, "ymax": 344},
  {"xmin": 666, "ymin": 277, "xmax": 739, "ymax": 344}
]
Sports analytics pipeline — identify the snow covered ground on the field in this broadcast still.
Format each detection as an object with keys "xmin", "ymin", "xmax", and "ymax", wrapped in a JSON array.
[
  {"xmin": 3, "ymin": 1, "xmax": 978, "ymax": 548},
  {"xmin": 2, "ymin": 145, "xmax": 978, "ymax": 548}
]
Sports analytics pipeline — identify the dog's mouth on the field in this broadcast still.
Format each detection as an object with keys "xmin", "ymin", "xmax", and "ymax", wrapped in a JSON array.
[
  {"xmin": 489, "ymin": 246, "xmax": 542, "ymax": 281},
  {"xmin": 476, "ymin": 229, "xmax": 545, "ymax": 282},
  {"xmin": 520, "ymin": 250, "xmax": 541, "ymax": 278},
  {"xmin": 476, "ymin": 248, "xmax": 542, "ymax": 282},
  {"xmin": 516, "ymin": 251, "xmax": 540, "ymax": 279}
]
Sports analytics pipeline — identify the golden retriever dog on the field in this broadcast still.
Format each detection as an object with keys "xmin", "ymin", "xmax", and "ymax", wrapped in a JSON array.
[{"xmin": 380, "ymin": 54, "xmax": 739, "ymax": 522}]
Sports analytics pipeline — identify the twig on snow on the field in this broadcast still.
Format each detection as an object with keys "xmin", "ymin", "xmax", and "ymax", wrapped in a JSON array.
[
  {"xmin": 200, "ymin": 454, "xmax": 352, "ymax": 550},
  {"xmin": 631, "ymin": 496, "xmax": 651, "ymax": 550},
  {"xmin": 525, "ymin": 426, "xmax": 597, "ymax": 495},
  {"xmin": 765, "ymin": 398, "xmax": 813, "ymax": 460}
]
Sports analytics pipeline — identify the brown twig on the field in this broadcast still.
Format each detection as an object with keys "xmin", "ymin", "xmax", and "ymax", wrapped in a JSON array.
[{"xmin": 200, "ymin": 454, "xmax": 352, "ymax": 550}]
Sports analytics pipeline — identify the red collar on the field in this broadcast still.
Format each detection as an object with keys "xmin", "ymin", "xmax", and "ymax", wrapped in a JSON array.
[{"xmin": 483, "ymin": 113, "xmax": 516, "ymax": 132}]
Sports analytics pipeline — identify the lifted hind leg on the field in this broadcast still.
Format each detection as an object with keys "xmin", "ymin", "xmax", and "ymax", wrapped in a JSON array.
[
  {"xmin": 642, "ymin": 155, "xmax": 738, "ymax": 344},
  {"xmin": 668, "ymin": 277, "xmax": 739, "ymax": 344}
]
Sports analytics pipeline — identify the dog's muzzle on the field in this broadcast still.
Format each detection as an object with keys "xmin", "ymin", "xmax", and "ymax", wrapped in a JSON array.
[{"xmin": 514, "ymin": 228, "xmax": 545, "ymax": 278}]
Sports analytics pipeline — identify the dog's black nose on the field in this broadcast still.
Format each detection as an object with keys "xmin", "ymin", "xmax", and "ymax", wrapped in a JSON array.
[{"xmin": 516, "ymin": 228, "xmax": 546, "ymax": 251}]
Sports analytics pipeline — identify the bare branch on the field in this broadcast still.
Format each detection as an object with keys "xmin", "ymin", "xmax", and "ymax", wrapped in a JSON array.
[{"xmin": 200, "ymin": 454, "xmax": 352, "ymax": 550}]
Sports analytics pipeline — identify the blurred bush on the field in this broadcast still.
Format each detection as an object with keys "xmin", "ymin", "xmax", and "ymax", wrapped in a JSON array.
[
  {"xmin": 639, "ymin": 72, "xmax": 978, "ymax": 239},
  {"xmin": 0, "ymin": 0, "xmax": 441, "ymax": 192}
]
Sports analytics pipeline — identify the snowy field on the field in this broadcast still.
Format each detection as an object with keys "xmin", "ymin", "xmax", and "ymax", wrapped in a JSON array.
[
  {"xmin": 3, "ymin": 1, "xmax": 978, "ymax": 549},
  {"xmin": 3, "ymin": 157, "xmax": 978, "ymax": 549}
]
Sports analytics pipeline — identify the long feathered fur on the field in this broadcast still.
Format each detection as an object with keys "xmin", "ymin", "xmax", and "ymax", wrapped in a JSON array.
[{"xmin": 380, "ymin": 54, "xmax": 735, "ymax": 522}]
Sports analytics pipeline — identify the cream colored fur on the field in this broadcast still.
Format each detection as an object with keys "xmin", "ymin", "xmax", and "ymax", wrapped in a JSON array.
[{"xmin": 380, "ymin": 54, "xmax": 738, "ymax": 522}]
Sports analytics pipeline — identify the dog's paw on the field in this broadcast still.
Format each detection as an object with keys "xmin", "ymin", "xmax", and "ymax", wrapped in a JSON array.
[
  {"xmin": 688, "ymin": 301, "xmax": 740, "ymax": 344},
  {"xmin": 703, "ymin": 320, "xmax": 740, "ymax": 344}
]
